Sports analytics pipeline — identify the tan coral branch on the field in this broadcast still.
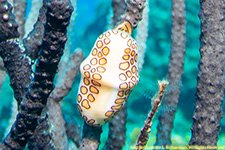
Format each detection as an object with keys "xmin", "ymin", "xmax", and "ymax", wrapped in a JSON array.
[{"xmin": 135, "ymin": 80, "xmax": 168, "ymax": 150}]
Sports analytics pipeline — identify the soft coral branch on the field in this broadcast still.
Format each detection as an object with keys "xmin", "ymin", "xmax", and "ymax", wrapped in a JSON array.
[
  {"xmin": 0, "ymin": 0, "xmax": 32, "ymax": 108},
  {"xmin": 0, "ymin": 0, "xmax": 73, "ymax": 149}
]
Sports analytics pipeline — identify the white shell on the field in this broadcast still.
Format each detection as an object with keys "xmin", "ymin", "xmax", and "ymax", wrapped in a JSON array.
[{"xmin": 77, "ymin": 29, "xmax": 139, "ymax": 126}]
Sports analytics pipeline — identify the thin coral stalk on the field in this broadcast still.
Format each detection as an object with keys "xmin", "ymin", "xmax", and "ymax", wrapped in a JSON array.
[
  {"xmin": 13, "ymin": 0, "xmax": 27, "ymax": 40},
  {"xmin": 112, "ymin": 0, "xmax": 126, "ymax": 26},
  {"xmin": 57, "ymin": 0, "xmax": 77, "ymax": 82},
  {"xmin": 23, "ymin": 0, "xmax": 47, "ymax": 61},
  {"xmin": 79, "ymin": 122, "xmax": 102, "ymax": 150},
  {"xmin": 50, "ymin": 48, "xmax": 84, "ymax": 102},
  {"xmin": 0, "ymin": 58, "xmax": 6, "ymax": 92},
  {"xmin": 121, "ymin": 0, "xmax": 147, "ymax": 30},
  {"xmin": 135, "ymin": 80, "xmax": 168, "ymax": 150},
  {"xmin": 156, "ymin": 0, "xmax": 186, "ymax": 146},
  {"xmin": 66, "ymin": 122, "xmax": 82, "ymax": 148},
  {"xmin": 136, "ymin": 0, "xmax": 149, "ymax": 71},
  {"xmin": 48, "ymin": 49, "xmax": 84, "ymax": 149},
  {"xmin": 24, "ymin": 0, "xmax": 43, "ymax": 38}
]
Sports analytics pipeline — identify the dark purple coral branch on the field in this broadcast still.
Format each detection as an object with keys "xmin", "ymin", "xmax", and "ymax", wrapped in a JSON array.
[
  {"xmin": 121, "ymin": 0, "xmax": 146, "ymax": 29},
  {"xmin": 0, "ymin": 0, "xmax": 32, "ymax": 107},
  {"xmin": 0, "ymin": 0, "xmax": 19, "ymax": 42},
  {"xmin": 0, "ymin": 0, "xmax": 73, "ymax": 149}
]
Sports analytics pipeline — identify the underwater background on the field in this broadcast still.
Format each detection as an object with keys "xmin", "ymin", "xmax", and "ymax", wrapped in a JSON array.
[{"xmin": 0, "ymin": 0, "xmax": 225, "ymax": 149}]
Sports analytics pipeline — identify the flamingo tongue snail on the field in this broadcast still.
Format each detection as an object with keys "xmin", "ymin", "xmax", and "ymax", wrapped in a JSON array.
[{"xmin": 77, "ymin": 21, "xmax": 139, "ymax": 126}]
